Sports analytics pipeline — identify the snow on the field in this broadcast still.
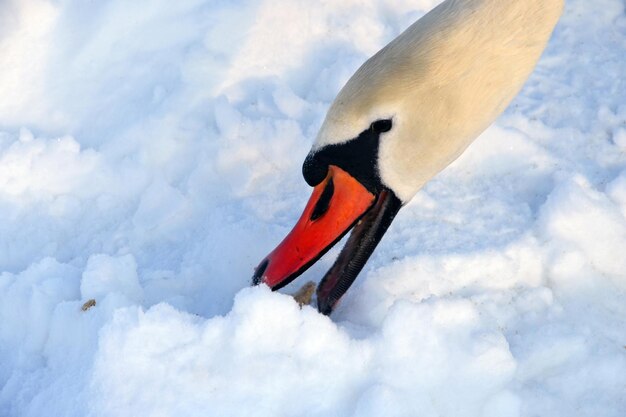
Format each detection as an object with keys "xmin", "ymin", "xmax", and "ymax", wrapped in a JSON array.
[
  {"xmin": 0, "ymin": 0, "xmax": 624, "ymax": 416},
  {"xmin": 81, "ymin": 254, "xmax": 143, "ymax": 304}
]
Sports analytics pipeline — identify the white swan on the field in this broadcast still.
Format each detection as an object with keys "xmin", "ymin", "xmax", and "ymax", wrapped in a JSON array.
[{"xmin": 253, "ymin": 0, "xmax": 564, "ymax": 315}]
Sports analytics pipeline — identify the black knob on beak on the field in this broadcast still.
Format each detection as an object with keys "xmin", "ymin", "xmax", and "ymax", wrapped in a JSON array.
[{"xmin": 302, "ymin": 152, "xmax": 329, "ymax": 187}]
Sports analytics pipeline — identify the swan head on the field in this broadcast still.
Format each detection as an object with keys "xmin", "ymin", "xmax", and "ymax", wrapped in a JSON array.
[
  {"xmin": 250, "ymin": 55, "xmax": 447, "ymax": 314},
  {"xmin": 251, "ymin": 0, "xmax": 564, "ymax": 315}
]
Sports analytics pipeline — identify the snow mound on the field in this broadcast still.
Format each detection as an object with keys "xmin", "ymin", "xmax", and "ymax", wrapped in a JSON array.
[{"xmin": 89, "ymin": 288, "xmax": 516, "ymax": 417}]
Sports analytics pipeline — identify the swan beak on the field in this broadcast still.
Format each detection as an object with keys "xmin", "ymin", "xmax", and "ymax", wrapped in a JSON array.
[{"xmin": 252, "ymin": 165, "xmax": 376, "ymax": 291}]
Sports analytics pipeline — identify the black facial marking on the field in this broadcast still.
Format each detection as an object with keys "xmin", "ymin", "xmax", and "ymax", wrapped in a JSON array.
[
  {"xmin": 310, "ymin": 177, "xmax": 334, "ymax": 221},
  {"xmin": 302, "ymin": 119, "xmax": 393, "ymax": 194}
]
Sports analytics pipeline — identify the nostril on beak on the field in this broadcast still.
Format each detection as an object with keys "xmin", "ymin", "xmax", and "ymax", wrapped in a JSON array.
[
  {"xmin": 310, "ymin": 177, "xmax": 334, "ymax": 221},
  {"xmin": 252, "ymin": 258, "xmax": 269, "ymax": 285}
]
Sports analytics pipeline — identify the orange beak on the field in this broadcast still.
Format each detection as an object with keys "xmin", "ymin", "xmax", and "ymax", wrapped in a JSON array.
[{"xmin": 252, "ymin": 165, "xmax": 376, "ymax": 289}]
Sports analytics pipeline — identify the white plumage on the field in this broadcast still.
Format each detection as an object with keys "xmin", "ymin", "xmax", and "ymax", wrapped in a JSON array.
[{"xmin": 315, "ymin": 0, "xmax": 564, "ymax": 202}]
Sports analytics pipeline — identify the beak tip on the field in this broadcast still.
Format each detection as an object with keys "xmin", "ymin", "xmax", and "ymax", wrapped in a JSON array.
[
  {"xmin": 315, "ymin": 285, "xmax": 338, "ymax": 316},
  {"xmin": 252, "ymin": 258, "xmax": 269, "ymax": 286},
  {"xmin": 316, "ymin": 299, "xmax": 334, "ymax": 316}
]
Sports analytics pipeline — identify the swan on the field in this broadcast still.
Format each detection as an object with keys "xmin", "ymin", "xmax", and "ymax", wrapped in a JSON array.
[{"xmin": 252, "ymin": 0, "xmax": 564, "ymax": 315}]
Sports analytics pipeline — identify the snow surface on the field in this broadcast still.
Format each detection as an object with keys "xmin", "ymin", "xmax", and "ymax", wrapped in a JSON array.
[{"xmin": 0, "ymin": 0, "xmax": 625, "ymax": 416}]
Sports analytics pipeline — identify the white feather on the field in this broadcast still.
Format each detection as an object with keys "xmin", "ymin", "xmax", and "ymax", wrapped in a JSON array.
[{"xmin": 315, "ymin": 0, "xmax": 564, "ymax": 202}]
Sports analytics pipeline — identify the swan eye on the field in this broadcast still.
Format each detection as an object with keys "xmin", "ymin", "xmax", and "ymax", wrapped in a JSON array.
[{"xmin": 370, "ymin": 119, "xmax": 392, "ymax": 133}]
